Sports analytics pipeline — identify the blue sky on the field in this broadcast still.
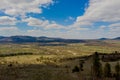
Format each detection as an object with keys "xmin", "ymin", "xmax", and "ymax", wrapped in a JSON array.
[
  {"xmin": 27, "ymin": 0, "xmax": 89, "ymax": 25},
  {"xmin": 0, "ymin": 0, "xmax": 120, "ymax": 39}
]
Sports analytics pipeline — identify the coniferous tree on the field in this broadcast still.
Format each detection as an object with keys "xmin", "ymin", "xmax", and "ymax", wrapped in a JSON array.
[
  {"xmin": 115, "ymin": 62, "xmax": 120, "ymax": 80},
  {"xmin": 79, "ymin": 60, "xmax": 84, "ymax": 71},
  {"xmin": 92, "ymin": 52, "xmax": 102, "ymax": 78},
  {"xmin": 104, "ymin": 63, "xmax": 112, "ymax": 77},
  {"xmin": 79, "ymin": 63, "xmax": 83, "ymax": 71}
]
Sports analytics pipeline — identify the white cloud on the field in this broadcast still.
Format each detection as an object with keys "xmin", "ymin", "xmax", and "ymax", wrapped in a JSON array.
[
  {"xmin": 45, "ymin": 23, "xmax": 65, "ymax": 29},
  {"xmin": 64, "ymin": 0, "xmax": 120, "ymax": 38},
  {"xmin": 109, "ymin": 23, "xmax": 120, "ymax": 28},
  {"xmin": 99, "ymin": 25, "xmax": 106, "ymax": 29},
  {"xmin": 23, "ymin": 17, "xmax": 66, "ymax": 29},
  {"xmin": 109, "ymin": 23, "xmax": 120, "ymax": 32},
  {"xmin": 0, "ymin": 27, "xmax": 18, "ymax": 31},
  {"xmin": 26, "ymin": 29, "xmax": 64, "ymax": 37},
  {"xmin": 74, "ymin": 0, "xmax": 120, "ymax": 27},
  {"xmin": 26, "ymin": 29, "xmax": 106, "ymax": 39},
  {"xmin": 0, "ymin": 27, "xmax": 21, "ymax": 36},
  {"xmin": 0, "ymin": 0, "xmax": 119, "ymax": 39},
  {"xmin": 6, "ymin": 23, "xmax": 117, "ymax": 39},
  {"xmin": 0, "ymin": 16, "xmax": 17, "ymax": 25},
  {"xmin": 23, "ymin": 17, "xmax": 49, "ymax": 27},
  {"xmin": 0, "ymin": 0, "xmax": 53, "ymax": 17},
  {"xmin": 0, "ymin": 27, "xmax": 34, "ymax": 36}
]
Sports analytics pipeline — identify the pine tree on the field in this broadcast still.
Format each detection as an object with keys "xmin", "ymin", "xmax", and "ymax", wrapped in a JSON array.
[
  {"xmin": 104, "ymin": 63, "xmax": 112, "ymax": 77},
  {"xmin": 92, "ymin": 52, "xmax": 102, "ymax": 78},
  {"xmin": 115, "ymin": 62, "xmax": 120, "ymax": 80}
]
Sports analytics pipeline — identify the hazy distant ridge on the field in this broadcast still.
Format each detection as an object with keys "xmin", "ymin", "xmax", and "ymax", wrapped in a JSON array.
[
  {"xmin": 0, "ymin": 36, "xmax": 119, "ymax": 43},
  {"xmin": 0, "ymin": 36, "xmax": 85, "ymax": 43}
]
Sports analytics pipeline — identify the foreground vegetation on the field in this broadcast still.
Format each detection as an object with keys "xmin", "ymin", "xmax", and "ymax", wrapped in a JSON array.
[{"xmin": 0, "ymin": 40, "xmax": 120, "ymax": 80}]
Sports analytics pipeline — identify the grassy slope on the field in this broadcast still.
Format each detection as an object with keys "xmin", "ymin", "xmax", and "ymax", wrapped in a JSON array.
[
  {"xmin": 0, "ymin": 40, "xmax": 119, "ymax": 55},
  {"xmin": 0, "ymin": 40, "xmax": 120, "ymax": 80}
]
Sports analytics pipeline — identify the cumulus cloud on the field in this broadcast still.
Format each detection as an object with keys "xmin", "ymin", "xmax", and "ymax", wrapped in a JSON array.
[
  {"xmin": 0, "ymin": 0, "xmax": 119, "ymax": 39},
  {"xmin": 0, "ymin": 16, "xmax": 17, "ymax": 25},
  {"xmin": 0, "ymin": 0, "xmax": 53, "ymax": 17},
  {"xmin": 74, "ymin": 0, "xmax": 120, "ymax": 27},
  {"xmin": 109, "ymin": 23, "xmax": 120, "ymax": 32},
  {"xmin": 23, "ymin": 17, "xmax": 66, "ymax": 29},
  {"xmin": 65, "ymin": 0, "xmax": 120, "ymax": 38},
  {"xmin": 23, "ymin": 17, "xmax": 49, "ymax": 27},
  {"xmin": 109, "ymin": 23, "xmax": 120, "ymax": 28}
]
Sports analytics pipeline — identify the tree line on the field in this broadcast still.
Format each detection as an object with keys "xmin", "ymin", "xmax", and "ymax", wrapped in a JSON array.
[
  {"xmin": 92, "ymin": 52, "xmax": 120, "ymax": 80},
  {"xmin": 72, "ymin": 51, "xmax": 120, "ymax": 80}
]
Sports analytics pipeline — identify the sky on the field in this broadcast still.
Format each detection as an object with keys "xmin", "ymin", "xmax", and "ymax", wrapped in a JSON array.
[{"xmin": 0, "ymin": 0, "xmax": 120, "ymax": 39}]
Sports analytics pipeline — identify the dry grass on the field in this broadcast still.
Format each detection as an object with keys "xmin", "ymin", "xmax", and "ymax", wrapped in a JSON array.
[{"xmin": 0, "ymin": 41, "xmax": 119, "ymax": 80}]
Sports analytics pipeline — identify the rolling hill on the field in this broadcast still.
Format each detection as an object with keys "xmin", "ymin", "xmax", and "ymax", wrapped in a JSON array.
[
  {"xmin": 0, "ymin": 36, "xmax": 85, "ymax": 43},
  {"xmin": 0, "ymin": 36, "xmax": 119, "ymax": 43}
]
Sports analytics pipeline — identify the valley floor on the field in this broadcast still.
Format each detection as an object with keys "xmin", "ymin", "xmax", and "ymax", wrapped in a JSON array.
[{"xmin": 0, "ymin": 41, "xmax": 120, "ymax": 80}]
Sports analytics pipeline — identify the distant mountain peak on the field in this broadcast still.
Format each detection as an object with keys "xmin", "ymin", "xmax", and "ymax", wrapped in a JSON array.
[
  {"xmin": 99, "ymin": 38, "xmax": 109, "ymax": 40},
  {"xmin": 114, "ymin": 37, "xmax": 120, "ymax": 40}
]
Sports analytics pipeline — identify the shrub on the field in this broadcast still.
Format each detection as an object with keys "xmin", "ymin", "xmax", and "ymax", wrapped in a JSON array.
[{"xmin": 72, "ymin": 66, "xmax": 79, "ymax": 73}]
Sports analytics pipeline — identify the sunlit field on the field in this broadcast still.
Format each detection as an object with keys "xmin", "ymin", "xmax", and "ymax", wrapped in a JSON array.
[
  {"xmin": 0, "ymin": 40, "xmax": 120, "ymax": 80},
  {"xmin": 0, "ymin": 40, "xmax": 119, "ymax": 56}
]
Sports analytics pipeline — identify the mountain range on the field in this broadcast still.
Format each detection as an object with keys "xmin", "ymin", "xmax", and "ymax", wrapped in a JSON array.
[
  {"xmin": 0, "ymin": 36, "xmax": 119, "ymax": 43},
  {"xmin": 0, "ymin": 36, "xmax": 85, "ymax": 43}
]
